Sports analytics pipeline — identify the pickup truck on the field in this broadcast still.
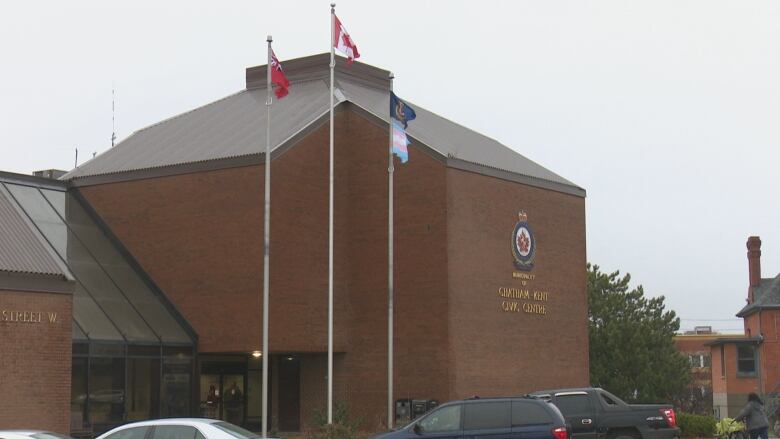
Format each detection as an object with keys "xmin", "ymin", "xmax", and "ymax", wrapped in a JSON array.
[{"xmin": 530, "ymin": 388, "xmax": 680, "ymax": 439}]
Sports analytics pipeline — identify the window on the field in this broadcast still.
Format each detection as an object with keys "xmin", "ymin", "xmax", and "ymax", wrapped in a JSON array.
[
  {"xmin": 737, "ymin": 345, "xmax": 757, "ymax": 376},
  {"xmin": 103, "ymin": 427, "xmax": 150, "ymax": 439},
  {"xmin": 71, "ymin": 356, "xmax": 89, "ymax": 433},
  {"xmin": 688, "ymin": 354, "xmax": 712, "ymax": 368},
  {"xmin": 162, "ymin": 358, "xmax": 192, "ymax": 417},
  {"xmin": 152, "ymin": 426, "xmax": 201, "ymax": 439},
  {"xmin": 512, "ymin": 401, "xmax": 553, "ymax": 426},
  {"xmin": 126, "ymin": 358, "xmax": 161, "ymax": 420},
  {"xmin": 464, "ymin": 402, "xmax": 511, "ymax": 430},
  {"xmin": 601, "ymin": 393, "xmax": 617, "ymax": 406},
  {"xmin": 554, "ymin": 394, "xmax": 592, "ymax": 416},
  {"xmin": 418, "ymin": 404, "xmax": 462, "ymax": 432},
  {"xmin": 89, "ymin": 357, "xmax": 126, "ymax": 426},
  {"xmin": 720, "ymin": 345, "xmax": 726, "ymax": 377}
]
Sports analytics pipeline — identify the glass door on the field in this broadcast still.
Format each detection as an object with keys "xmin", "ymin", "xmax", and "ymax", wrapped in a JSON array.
[
  {"xmin": 199, "ymin": 358, "xmax": 247, "ymax": 426},
  {"xmin": 222, "ymin": 374, "xmax": 245, "ymax": 426},
  {"xmin": 200, "ymin": 374, "xmax": 222, "ymax": 419}
]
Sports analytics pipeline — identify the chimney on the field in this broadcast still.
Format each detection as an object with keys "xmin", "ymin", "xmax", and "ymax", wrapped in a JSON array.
[
  {"xmin": 32, "ymin": 169, "xmax": 67, "ymax": 180},
  {"xmin": 747, "ymin": 236, "xmax": 762, "ymax": 290}
]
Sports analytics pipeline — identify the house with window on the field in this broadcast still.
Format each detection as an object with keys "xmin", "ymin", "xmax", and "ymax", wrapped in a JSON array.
[
  {"xmin": 673, "ymin": 327, "xmax": 721, "ymax": 415},
  {"xmin": 708, "ymin": 237, "xmax": 780, "ymax": 418}
]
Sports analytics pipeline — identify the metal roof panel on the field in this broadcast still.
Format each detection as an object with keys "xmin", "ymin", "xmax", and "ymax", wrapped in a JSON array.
[{"xmin": 0, "ymin": 184, "xmax": 65, "ymax": 277}]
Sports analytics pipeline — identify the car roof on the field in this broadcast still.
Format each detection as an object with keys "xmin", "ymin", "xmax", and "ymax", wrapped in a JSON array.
[
  {"xmin": 97, "ymin": 419, "xmax": 222, "ymax": 438},
  {"xmin": 0, "ymin": 432, "xmax": 67, "ymax": 439},
  {"xmin": 461, "ymin": 396, "xmax": 545, "ymax": 402},
  {"xmin": 117, "ymin": 419, "xmax": 221, "ymax": 427},
  {"xmin": 530, "ymin": 387, "xmax": 600, "ymax": 397}
]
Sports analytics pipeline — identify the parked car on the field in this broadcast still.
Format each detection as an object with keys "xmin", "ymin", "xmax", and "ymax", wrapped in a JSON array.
[
  {"xmin": 96, "ymin": 419, "xmax": 277, "ymax": 439},
  {"xmin": 373, "ymin": 396, "xmax": 569, "ymax": 439},
  {"xmin": 0, "ymin": 432, "xmax": 75, "ymax": 439},
  {"xmin": 529, "ymin": 388, "xmax": 680, "ymax": 439}
]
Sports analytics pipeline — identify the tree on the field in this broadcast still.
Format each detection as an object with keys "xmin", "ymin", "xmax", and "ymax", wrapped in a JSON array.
[{"xmin": 588, "ymin": 263, "xmax": 690, "ymax": 403}]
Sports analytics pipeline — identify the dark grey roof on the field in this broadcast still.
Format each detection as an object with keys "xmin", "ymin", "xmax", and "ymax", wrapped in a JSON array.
[
  {"xmin": 62, "ymin": 54, "xmax": 584, "ymax": 197},
  {"xmin": 704, "ymin": 336, "xmax": 762, "ymax": 346},
  {"xmin": 737, "ymin": 275, "xmax": 780, "ymax": 317},
  {"xmin": 0, "ymin": 184, "xmax": 66, "ymax": 277}
]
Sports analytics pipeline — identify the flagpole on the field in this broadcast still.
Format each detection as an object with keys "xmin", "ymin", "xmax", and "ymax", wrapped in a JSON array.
[
  {"xmin": 387, "ymin": 72, "xmax": 395, "ymax": 430},
  {"xmin": 328, "ymin": 1, "xmax": 336, "ymax": 426},
  {"xmin": 262, "ymin": 35, "xmax": 272, "ymax": 439}
]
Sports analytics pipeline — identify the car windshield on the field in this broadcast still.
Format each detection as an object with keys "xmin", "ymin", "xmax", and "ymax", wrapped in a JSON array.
[
  {"xmin": 32, "ymin": 434, "xmax": 74, "ymax": 439},
  {"xmin": 212, "ymin": 422, "xmax": 261, "ymax": 439}
]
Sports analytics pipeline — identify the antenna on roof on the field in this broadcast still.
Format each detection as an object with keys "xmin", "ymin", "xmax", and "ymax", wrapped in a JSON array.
[
  {"xmin": 74, "ymin": 147, "xmax": 78, "ymax": 168},
  {"xmin": 111, "ymin": 87, "xmax": 117, "ymax": 147}
]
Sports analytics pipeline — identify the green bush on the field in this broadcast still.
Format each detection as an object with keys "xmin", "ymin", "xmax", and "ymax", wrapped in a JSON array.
[
  {"xmin": 679, "ymin": 412, "xmax": 717, "ymax": 437},
  {"xmin": 305, "ymin": 402, "xmax": 365, "ymax": 439}
]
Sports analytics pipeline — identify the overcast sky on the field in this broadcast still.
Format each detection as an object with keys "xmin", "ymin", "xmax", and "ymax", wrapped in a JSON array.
[{"xmin": 2, "ymin": 1, "xmax": 779, "ymax": 333}]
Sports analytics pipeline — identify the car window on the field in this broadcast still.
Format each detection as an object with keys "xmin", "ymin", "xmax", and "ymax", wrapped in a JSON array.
[
  {"xmin": 104, "ymin": 427, "xmax": 150, "ymax": 439},
  {"xmin": 600, "ymin": 393, "xmax": 617, "ymax": 406},
  {"xmin": 512, "ymin": 401, "xmax": 554, "ymax": 426},
  {"xmin": 152, "ymin": 426, "xmax": 200, "ymax": 439},
  {"xmin": 211, "ymin": 422, "xmax": 260, "ymax": 439},
  {"xmin": 419, "ymin": 404, "xmax": 462, "ymax": 432},
  {"xmin": 32, "ymin": 434, "xmax": 74, "ymax": 439},
  {"xmin": 599, "ymin": 390, "xmax": 626, "ymax": 407},
  {"xmin": 554, "ymin": 395, "xmax": 592, "ymax": 416},
  {"xmin": 464, "ymin": 401, "xmax": 511, "ymax": 430}
]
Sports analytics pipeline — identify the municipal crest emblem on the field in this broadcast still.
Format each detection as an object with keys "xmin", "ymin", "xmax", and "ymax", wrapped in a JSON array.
[{"xmin": 511, "ymin": 211, "xmax": 535, "ymax": 271}]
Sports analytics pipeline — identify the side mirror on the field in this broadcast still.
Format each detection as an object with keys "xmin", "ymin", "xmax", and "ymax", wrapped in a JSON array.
[{"xmin": 413, "ymin": 423, "xmax": 421, "ymax": 434}]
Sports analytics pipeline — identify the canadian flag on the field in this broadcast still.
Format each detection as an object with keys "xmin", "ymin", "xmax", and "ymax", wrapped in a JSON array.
[
  {"xmin": 333, "ymin": 15, "xmax": 360, "ymax": 63},
  {"xmin": 270, "ymin": 49, "xmax": 290, "ymax": 99}
]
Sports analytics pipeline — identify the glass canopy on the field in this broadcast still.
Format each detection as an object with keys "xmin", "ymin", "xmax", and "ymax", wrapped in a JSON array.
[{"xmin": 2, "ymin": 181, "xmax": 194, "ymax": 345}]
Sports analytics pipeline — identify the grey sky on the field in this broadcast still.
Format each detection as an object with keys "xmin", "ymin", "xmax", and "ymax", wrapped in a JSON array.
[{"xmin": 2, "ymin": 1, "xmax": 778, "ymax": 333}]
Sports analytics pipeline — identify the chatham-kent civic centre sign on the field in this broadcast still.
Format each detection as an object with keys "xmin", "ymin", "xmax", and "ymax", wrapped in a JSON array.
[{"xmin": 498, "ymin": 211, "xmax": 551, "ymax": 316}]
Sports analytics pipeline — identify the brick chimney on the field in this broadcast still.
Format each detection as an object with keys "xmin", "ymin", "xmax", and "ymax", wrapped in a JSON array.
[{"xmin": 747, "ymin": 236, "xmax": 762, "ymax": 294}]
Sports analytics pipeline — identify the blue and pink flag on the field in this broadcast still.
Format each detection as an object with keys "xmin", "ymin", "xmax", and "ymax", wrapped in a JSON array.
[{"xmin": 390, "ymin": 92, "xmax": 416, "ymax": 163}]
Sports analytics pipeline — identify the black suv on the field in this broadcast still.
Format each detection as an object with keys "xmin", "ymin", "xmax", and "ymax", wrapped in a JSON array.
[{"xmin": 373, "ymin": 396, "xmax": 569, "ymax": 439}]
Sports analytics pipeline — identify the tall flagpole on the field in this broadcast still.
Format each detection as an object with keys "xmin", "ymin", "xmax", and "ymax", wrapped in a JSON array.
[
  {"xmin": 328, "ymin": 1, "xmax": 336, "ymax": 425},
  {"xmin": 262, "ymin": 35, "xmax": 273, "ymax": 439},
  {"xmin": 387, "ymin": 73, "xmax": 395, "ymax": 429}
]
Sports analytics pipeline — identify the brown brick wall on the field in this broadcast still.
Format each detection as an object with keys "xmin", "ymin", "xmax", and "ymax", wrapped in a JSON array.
[
  {"xmin": 77, "ymin": 107, "xmax": 586, "ymax": 429},
  {"xmin": 446, "ymin": 169, "xmax": 588, "ymax": 397},
  {"xmin": 759, "ymin": 310, "xmax": 780, "ymax": 395},
  {"xmin": 0, "ymin": 288, "xmax": 72, "ymax": 433}
]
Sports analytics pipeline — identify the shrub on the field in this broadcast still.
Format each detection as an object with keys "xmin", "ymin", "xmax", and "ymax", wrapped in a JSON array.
[
  {"xmin": 305, "ymin": 402, "xmax": 365, "ymax": 439},
  {"xmin": 679, "ymin": 412, "xmax": 717, "ymax": 437}
]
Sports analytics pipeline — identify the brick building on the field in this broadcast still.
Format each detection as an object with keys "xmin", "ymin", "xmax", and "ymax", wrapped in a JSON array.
[
  {"xmin": 673, "ymin": 327, "xmax": 739, "ymax": 415},
  {"xmin": 0, "ymin": 54, "xmax": 588, "ymax": 435},
  {"xmin": 709, "ymin": 237, "xmax": 780, "ymax": 419},
  {"xmin": 0, "ymin": 178, "xmax": 75, "ymax": 433}
]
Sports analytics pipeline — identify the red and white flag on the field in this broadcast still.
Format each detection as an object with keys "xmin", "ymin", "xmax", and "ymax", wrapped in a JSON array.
[
  {"xmin": 271, "ymin": 49, "xmax": 290, "ymax": 99},
  {"xmin": 333, "ymin": 14, "xmax": 360, "ymax": 63}
]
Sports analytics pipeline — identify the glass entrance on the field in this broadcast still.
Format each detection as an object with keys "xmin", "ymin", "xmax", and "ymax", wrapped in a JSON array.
[{"xmin": 199, "ymin": 359, "xmax": 247, "ymax": 426}]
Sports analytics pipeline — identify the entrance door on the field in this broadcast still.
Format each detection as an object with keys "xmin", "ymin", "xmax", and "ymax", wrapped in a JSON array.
[{"xmin": 200, "ymin": 359, "xmax": 247, "ymax": 426}]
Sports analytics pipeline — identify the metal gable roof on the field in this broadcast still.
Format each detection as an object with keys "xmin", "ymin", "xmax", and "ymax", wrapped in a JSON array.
[
  {"xmin": 0, "ymin": 184, "xmax": 66, "ymax": 278},
  {"xmin": 64, "ymin": 78, "xmax": 339, "ymax": 180},
  {"xmin": 63, "ymin": 54, "xmax": 584, "ymax": 196}
]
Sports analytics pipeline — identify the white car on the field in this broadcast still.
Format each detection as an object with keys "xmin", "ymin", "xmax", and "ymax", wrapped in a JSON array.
[
  {"xmin": 96, "ymin": 419, "xmax": 277, "ymax": 439},
  {"xmin": 0, "ymin": 432, "xmax": 74, "ymax": 439}
]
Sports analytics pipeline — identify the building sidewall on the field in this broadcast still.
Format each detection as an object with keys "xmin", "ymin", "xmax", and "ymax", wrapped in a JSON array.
[{"xmin": 0, "ymin": 288, "xmax": 72, "ymax": 433}]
